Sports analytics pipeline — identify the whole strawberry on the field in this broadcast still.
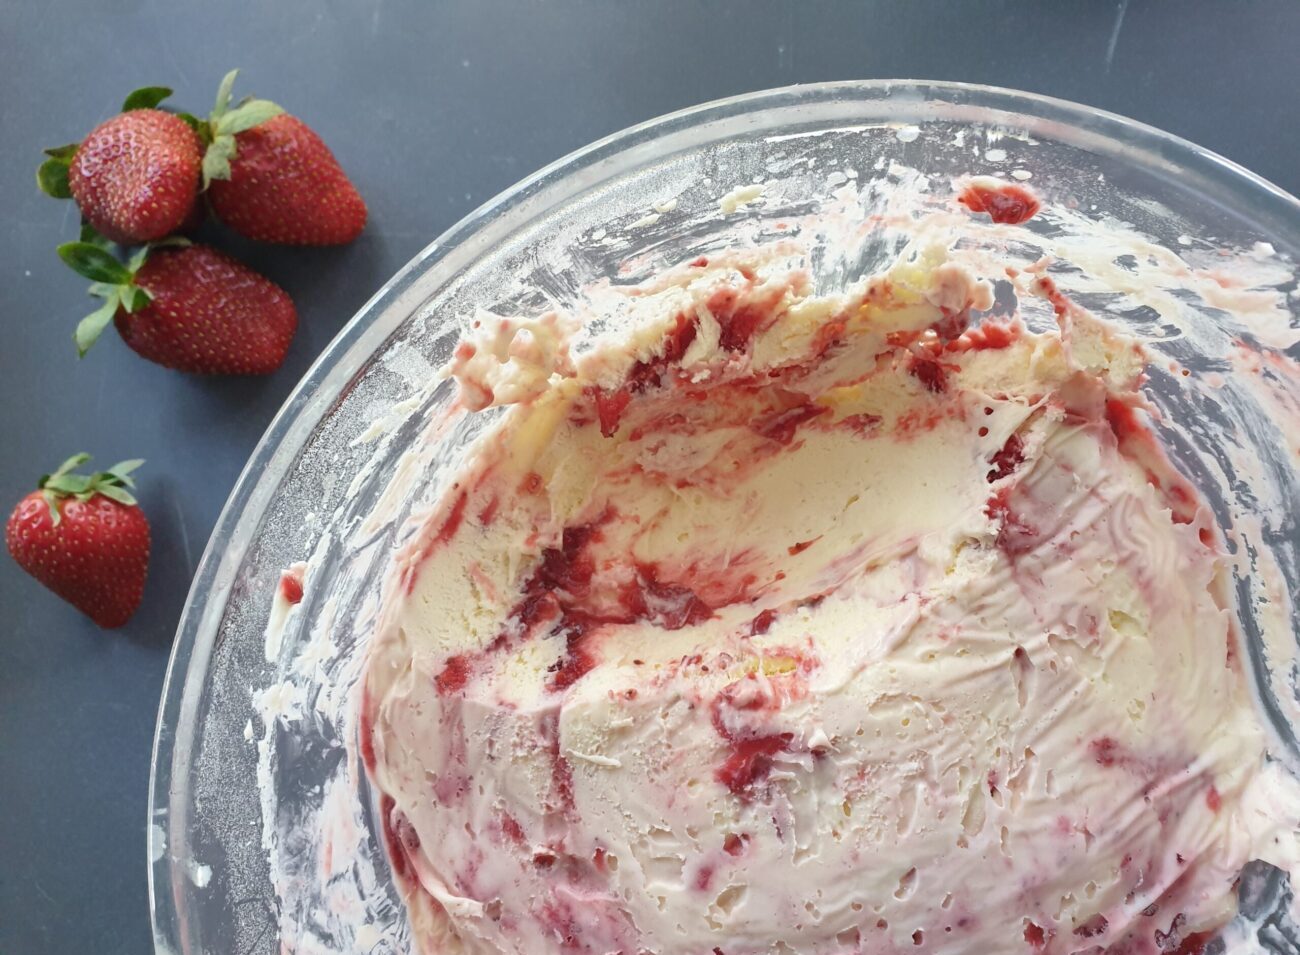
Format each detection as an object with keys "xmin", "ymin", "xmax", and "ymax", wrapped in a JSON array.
[
  {"xmin": 201, "ymin": 70, "xmax": 367, "ymax": 245},
  {"xmin": 58, "ymin": 237, "xmax": 297, "ymax": 374},
  {"xmin": 38, "ymin": 87, "xmax": 202, "ymax": 244},
  {"xmin": 6, "ymin": 454, "xmax": 150, "ymax": 628}
]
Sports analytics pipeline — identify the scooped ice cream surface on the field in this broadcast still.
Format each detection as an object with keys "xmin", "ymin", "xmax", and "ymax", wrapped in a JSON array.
[{"xmin": 358, "ymin": 224, "xmax": 1298, "ymax": 955}]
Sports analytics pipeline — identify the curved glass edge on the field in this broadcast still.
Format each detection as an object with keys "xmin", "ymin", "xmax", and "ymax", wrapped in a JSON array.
[{"xmin": 148, "ymin": 78, "xmax": 1300, "ymax": 952}]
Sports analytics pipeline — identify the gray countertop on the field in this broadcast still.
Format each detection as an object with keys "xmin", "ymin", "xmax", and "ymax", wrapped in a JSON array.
[{"xmin": 2, "ymin": 1, "xmax": 1298, "ymax": 951}]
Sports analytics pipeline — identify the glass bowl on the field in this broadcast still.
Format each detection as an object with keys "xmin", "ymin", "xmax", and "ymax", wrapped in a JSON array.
[{"xmin": 148, "ymin": 81, "xmax": 1300, "ymax": 955}]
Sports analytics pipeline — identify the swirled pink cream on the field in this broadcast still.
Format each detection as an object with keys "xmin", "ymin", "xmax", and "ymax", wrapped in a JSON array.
[{"xmin": 359, "ymin": 241, "xmax": 1297, "ymax": 955}]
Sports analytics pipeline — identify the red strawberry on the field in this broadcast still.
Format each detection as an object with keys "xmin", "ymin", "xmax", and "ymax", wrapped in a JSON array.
[
  {"xmin": 200, "ymin": 70, "xmax": 366, "ymax": 245},
  {"xmin": 39, "ymin": 87, "xmax": 202, "ymax": 244},
  {"xmin": 6, "ymin": 454, "xmax": 150, "ymax": 629},
  {"xmin": 58, "ymin": 238, "xmax": 297, "ymax": 375}
]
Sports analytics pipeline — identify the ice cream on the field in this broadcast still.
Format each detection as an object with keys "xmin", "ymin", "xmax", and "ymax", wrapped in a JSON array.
[{"xmin": 357, "ymin": 209, "xmax": 1299, "ymax": 955}]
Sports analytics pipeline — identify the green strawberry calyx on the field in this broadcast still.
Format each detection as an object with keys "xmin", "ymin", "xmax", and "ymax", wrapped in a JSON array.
[
  {"xmin": 36, "ymin": 143, "xmax": 79, "ymax": 199},
  {"xmin": 38, "ymin": 453, "xmax": 144, "ymax": 524},
  {"xmin": 200, "ymin": 69, "xmax": 284, "ymax": 188},
  {"xmin": 36, "ymin": 86, "xmax": 176, "ymax": 199},
  {"xmin": 57, "ymin": 230, "xmax": 191, "ymax": 357},
  {"xmin": 121, "ymin": 86, "xmax": 174, "ymax": 112}
]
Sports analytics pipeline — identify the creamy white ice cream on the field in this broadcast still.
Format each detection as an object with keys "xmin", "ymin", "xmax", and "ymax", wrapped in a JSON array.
[{"xmin": 358, "ymin": 214, "xmax": 1297, "ymax": 955}]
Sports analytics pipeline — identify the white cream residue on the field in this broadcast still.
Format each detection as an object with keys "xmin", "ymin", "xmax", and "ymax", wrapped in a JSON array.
[
  {"xmin": 187, "ymin": 861, "xmax": 212, "ymax": 888},
  {"xmin": 719, "ymin": 184, "xmax": 765, "ymax": 213},
  {"xmin": 149, "ymin": 823, "xmax": 167, "ymax": 863}
]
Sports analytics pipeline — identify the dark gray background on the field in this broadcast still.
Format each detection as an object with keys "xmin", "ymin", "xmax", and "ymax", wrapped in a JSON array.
[{"xmin": 2, "ymin": 1, "xmax": 1297, "ymax": 952}]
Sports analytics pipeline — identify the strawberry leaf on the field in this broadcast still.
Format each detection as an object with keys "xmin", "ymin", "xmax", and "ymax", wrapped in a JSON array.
[
  {"xmin": 214, "ymin": 98, "xmax": 283, "ymax": 135},
  {"xmin": 176, "ymin": 112, "xmax": 212, "ymax": 145},
  {"xmin": 126, "ymin": 244, "xmax": 152, "ymax": 272},
  {"xmin": 41, "ymin": 489, "xmax": 62, "ymax": 525},
  {"xmin": 37, "ymin": 156, "xmax": 72, "ymax": 198},
  {"xmin": 38, "ymin": 144, "xmax": 79, "ymax": 198},
  {"xmin": 80, "ymin": 223, "xmax": 112, "ymax": 248},
  {"xmin": 212, "ymin": 69, "xmax": 239, "ymax": 121},
  {"xmin": 43, "ymin": 473, "xmax": 94, "ymax": 495},
  {"xmin": 49, "ymin": 453, "xmax": 92, "ymax": 479},
  {"xmin": 105, "ymin": 459, "xmax": 145, "ymax": 485},
  {"xmin": 74, "ymin": 296, "xmax": 122, "ymax": 357},
  {"xmin": 95, "ymin": 484, "xmax": 138, "ymax": 506},
  {"xmin": 121, "ymin": 286, "xmax": 152, "ymax": 313},
  {"xmin": 58, "ymin": 242, "xmax": 132, "ymax": 284},
  {"xmin": 122, "ymin": 86, "xmax": 173, "ymax": 111},
  {"xmin": 202, "ymin": 134, "xmax": 237, "ymax": 187}
]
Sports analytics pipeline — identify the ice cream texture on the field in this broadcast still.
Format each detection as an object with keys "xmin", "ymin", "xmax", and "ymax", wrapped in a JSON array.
[{"xmin": 358, "ymin": 203, "xmax": 1299, "ymax": 955}]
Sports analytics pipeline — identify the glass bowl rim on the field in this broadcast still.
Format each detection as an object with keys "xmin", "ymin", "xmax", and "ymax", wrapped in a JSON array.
[{"xmin": 147, "ymin": 77, "xmax": 1300, "ymax": 954}]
